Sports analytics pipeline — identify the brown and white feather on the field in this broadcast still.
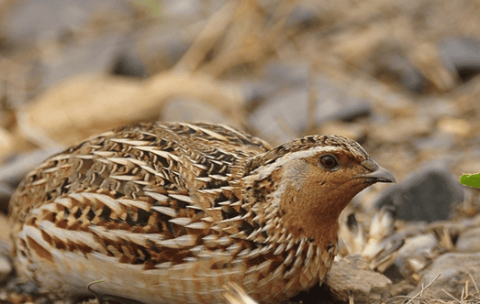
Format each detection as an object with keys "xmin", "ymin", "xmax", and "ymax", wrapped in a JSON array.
[{"xmin": 9, "ymin": 122, "xmax": 393, "ymax": 304}]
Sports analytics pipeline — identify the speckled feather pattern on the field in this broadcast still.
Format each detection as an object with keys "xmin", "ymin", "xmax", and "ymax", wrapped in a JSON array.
[{"xmin": 9, "ymin": 122, "xmax": 383, "ymax": 304}]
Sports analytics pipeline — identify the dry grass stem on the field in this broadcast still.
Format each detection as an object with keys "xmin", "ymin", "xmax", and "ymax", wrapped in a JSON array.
[
  {"xmin": 174, "ymin": 0, "xmax": 238, "ymax": 73},
  {"xmin": 441, "ymin": 288, "xmax": 463, "ymax": 304},
  {"xmin": 405, "ymin": 274, "xmax": 441, "ymax": 304},
  {"xmin": 469, "ymin": 273, "xmax": 479, "ymax": 294}
]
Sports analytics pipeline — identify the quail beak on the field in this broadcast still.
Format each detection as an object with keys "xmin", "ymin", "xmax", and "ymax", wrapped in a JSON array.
[{"xmin": 356, "ymin": 159, "xmax": 396, "ymax": 184}]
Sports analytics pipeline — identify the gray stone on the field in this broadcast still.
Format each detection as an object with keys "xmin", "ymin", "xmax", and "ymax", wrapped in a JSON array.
[
  {"xmin": 40, "ymin": 33, "xmax": 125, "ymax": 89},
  {"xmin": 241, "ymin": 80, "xmax": 270, "ymax": 110},
  {"xmin": 262, "ymin": 61, "xmax": 310, "ymax": 88},
  {"xmin": 379, "ymin": 54, "xmax": 426, "ymax": 93},
  {"xmin": 248, "ymin": 68, "xmax": 372, "ymax": 144},
  {"xmin": 111, "ymin": 40, "xmax": 147, "ymax": 78},
  {"xmin": 325, "ymin": 256, "xmax": 392, "ymax": 303},
  {"xmin": 3, "ymin": 0, "xmax": 133, "ymax": 46},
  {"xmin": 247, "ymin": 85, "xmax": 309, "ymax": 144},
  {"xmin": 136, "ymin": 25, "xmax": 192, "ymax": 72},
  {"xmin": 314, "ymin": 74, "xmax": 372, "ymax": 123},
  {"xmin": 162, "ymin": 0, "xmax": 204, "ymax": 19},
  {"xmin": 286, "ymin": 4, "xmax": 321, "ymax": 30},
  {"xmin": 242, "ymin": 61, "xmax": 309, "ymax": 111},
  {"xmin": 407, "ymin": 252, "xmax": 480, "ymax": 301},
  {"xmin": 417, "ymin": 97, "xmax": 460, "ymax": 119},
  {"xmin": 375, "ymin": 162, "xmax": 464, "ymax": 222},
  {"xmin": 456, "ymin": 226, "xmax": 480, "ymax": 252},
  {"xmin": 413, "ymin": 132, "xmax": 455, "ymax": 151},
  {"xmin": 439, "ymin": 37, "xmax": 480, "ymax": 82},
  {"xmin": 394, "ymin": 234, "xmax": 437, "ymax": 280}
]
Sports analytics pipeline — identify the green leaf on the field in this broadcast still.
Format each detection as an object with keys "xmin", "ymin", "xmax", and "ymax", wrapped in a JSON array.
[
  {"xmin": 460, "ymin": 172, "xmax": 480, "ymax": 189},
  {"xmin": 134, "ymin": 0, "xmax": 162, "ymax": 18}
]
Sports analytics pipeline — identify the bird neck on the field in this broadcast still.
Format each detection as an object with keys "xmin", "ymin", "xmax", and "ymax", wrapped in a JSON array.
[
  {"xmin": 239, "ymin": 158, "xmax": 356, "ymax": 247},
  {"xmin": 275, "ymin": 180, "xmax": 345, "ymax": 246}
]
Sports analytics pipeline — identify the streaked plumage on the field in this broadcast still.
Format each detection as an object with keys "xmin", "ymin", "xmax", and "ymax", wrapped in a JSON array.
[{"xmin": 9, "ymin": 122, "xmax": 395, "ymax": 304}]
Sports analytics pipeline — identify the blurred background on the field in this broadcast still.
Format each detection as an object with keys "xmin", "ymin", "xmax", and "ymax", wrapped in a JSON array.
[{"xmin": 0, "ymin": 0, "xmax": 480, "ymax": 303}]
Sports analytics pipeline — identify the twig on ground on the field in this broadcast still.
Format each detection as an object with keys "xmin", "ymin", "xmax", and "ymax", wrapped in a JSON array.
[
  {"xmin": 469, "ymin": 273, "xmax": 479, "ymax": 294},
  {"xmin": 441, "ymin": 288, "xmax": 462, "ymax": 304},
  {"xmin": 405, "ymin": 274, "xmax": 441, "ymax": 304}
]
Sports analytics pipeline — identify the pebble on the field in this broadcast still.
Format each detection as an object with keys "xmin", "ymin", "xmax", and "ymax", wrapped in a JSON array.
[
  {"xmin": 407, "ymin": 252, "xmax": 480, "ymax": 301},
  {"xmin": 40, "ymin": 33, "xmax": 126, "ymax": 89},
  {"xmin": 375, "ymin": 162, "xmax": 464, "ymax": 222},
  {"xmin": 3, "ymin": 0, "xmax": 133, "ymax": 46},
  {"xmin": 394, "ymin": 234, "xmax": 437, "ymax": 280},
  {"xmin": 456, "ymin": 226, "xmax": 480, "ymax": 252},
  {"xmin": 439, "ymin": 37, "xmax": 480, "ymax": 82},
  {"xmin": 325, "ymin": 256, "xmax": 392, "ymax": 303},
  {"xmin": 249, "ymin": 69, "xmax": 372, "ymax": 144},
  {"xmin": 136, "ymin": 25, "xmax": 192, "ymax": 72}
]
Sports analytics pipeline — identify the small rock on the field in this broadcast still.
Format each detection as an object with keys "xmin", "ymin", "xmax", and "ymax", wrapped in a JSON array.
[
  {"xmin": 240, "ymin": 81, "xmax": 271, "ymax": 110},
  {"xmin": 136, "ymin": 25, "xmax": 192, "ymax": 72},
  {"xmin": 439, "ymin": 37, "xmax": 480, "ymax": 82},
  {"xmin": 4, "ymin": 280, "xmax": 40, "ymax": 297},
  {"xmin": 162, "ymin": 0, "xmax": 204, "ymax": 18},
  {"xmin": 418, "ymin": 97, "xmax": 460, "ymax": 119},
  {"xmin": 262, "ymin": 61, "xmax": 310, "ymax": 88},
  {"xmin": 248, "ymin": 70, "xmax": 372, "ymax": 144},
  {"xmin": 394, "ymin": 234, "xmax": 437, "ymax": 280},
  {"xmin": 412, "ymin": 132, "xmax": 455, "ymax": 151},
  {"xmin": 248, "ymin": 85, "xmax": 309, "ymax": 144},
  {"xmin": 375, "ymin": 162, "xmax": 464, "ymax": 222},
  {"xmin": 325, "ymin": 256, "xmax": 392, "ymax": 303},
  {"xmin": 391, "ymin": 55, "xmax": 426, "ymax": 93},
  {"xmin": 242, "ymin": 61, "xmax": 309, "ymax": 111},
  {"xmin": 285, "ymin": 3, "xmax": 321, "ymax": 30},
  {"xmin": 456, "ymin": 226, "xmax": 480, "ymax": 252},
  {"xmin": 389, "ymin": 280, "xmax": 416, "ymax": 298},
  {"xmin": 407, "ymin": 252, "xmax": 480, "ymax": 301},
  {"xmin": 315, "ymin": 74, "xmax": 372, "ymax": 123},
  {"xmin": 3, "ymin": 0, "xmax": 133, "ymax": 46},
  {"xmin": 41, "ymin": 33, "xmax": 125, "ymax": 89},
  {"xmin": 111, "ymin": 40, "xmax": 147, "ymax": 78}
]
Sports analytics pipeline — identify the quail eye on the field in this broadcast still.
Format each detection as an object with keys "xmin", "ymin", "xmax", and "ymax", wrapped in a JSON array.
[{"xmin": 319, "ymin": 155, "xmax": 338, "ymax": 170}]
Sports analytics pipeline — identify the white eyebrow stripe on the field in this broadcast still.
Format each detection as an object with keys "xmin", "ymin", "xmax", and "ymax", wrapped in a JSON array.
[{"xmin": 252, "ymin": 146, "xmax": 343, "ymax": 180}]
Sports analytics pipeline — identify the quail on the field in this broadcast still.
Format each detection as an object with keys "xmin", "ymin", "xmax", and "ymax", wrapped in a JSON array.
[{"xmin": 9, "ymin": 122, "xmax": 395, "ymax": 304}]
